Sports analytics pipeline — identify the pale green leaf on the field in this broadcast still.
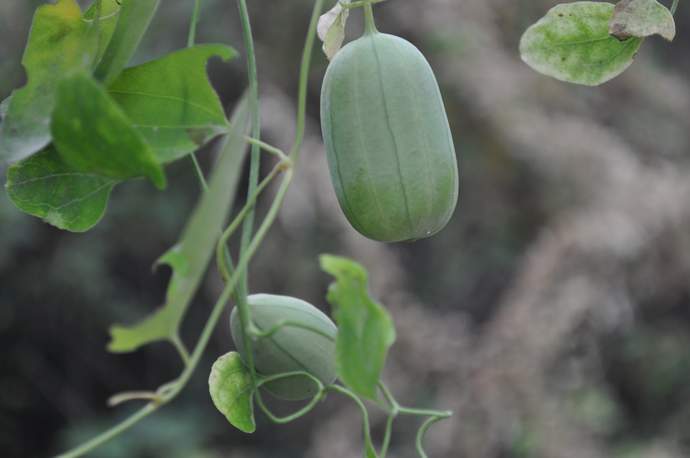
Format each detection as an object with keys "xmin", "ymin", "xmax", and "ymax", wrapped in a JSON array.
[
  {"xmin": 5, "ymin": 146, "xmax": 117, "ymax": 232},
  {"xmin": 0, "ymin": 0, "xmax": 94, "ymax": 163},
  {"xmin": 520, "ymin": 2, "xmax": 643, "ymax": 86},
  {"xmin": 94, "ymin": 0, "xmax": 160, "ymax": 85},
  {"xmin": 51, "ymin": 73, "xmax": 166, "ymax": 189},
  {"xmin": 109, "ymin": 44, "xmax": 236, "ymax": 163},
  {"xmin": 208, "ymin": 352, "xmax": 256, "ymax": 434},
  {"xmin": 320, "ymin": 255, "xmax": 396, "ymax": 399},
  {"xmin": 318, "ymin": 1, "xmax": 350, "ymax": 60},
  {"xmin": 108, "ymin": 98, "xmax": 250, "ymax": 353},
  {"xmin": 610, "ymin": 0, "xmax": 676, "ymax": 41}
]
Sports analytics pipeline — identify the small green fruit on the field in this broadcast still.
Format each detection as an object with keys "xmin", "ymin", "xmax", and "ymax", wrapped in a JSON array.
[
  {"xmin": 320, "ymin": 31, "xmax": 459, "ymax": 242},
  {"xmin": 230, "ymin": 294, "xmax": 337, "ymax": 401}
]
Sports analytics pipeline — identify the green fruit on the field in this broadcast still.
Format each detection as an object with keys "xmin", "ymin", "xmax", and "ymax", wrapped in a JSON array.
[
  {"xmin": 230, "ymin": 294, "xmax": 337, "ymax": 401},
  {"xmin": 320, "ymin": 30, "xmax": 459, "ymax": 243}
]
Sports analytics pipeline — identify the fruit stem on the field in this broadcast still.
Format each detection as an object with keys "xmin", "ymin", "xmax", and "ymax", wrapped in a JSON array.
[{"xmin": 363, "ymin": 2, "xmax": 378, "ymax": 34}]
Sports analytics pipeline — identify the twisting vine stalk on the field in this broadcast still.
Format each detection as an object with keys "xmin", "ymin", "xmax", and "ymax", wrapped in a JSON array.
[
  {"xmin": 186, "ymin": 0, "xmax": 209, "ymax": 191},
  {"xmin": 55, "ymin": 0, "xmax": 325, "ymax": 456}
]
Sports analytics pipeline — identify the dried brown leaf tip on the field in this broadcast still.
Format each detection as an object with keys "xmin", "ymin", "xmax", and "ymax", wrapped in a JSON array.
[{"xmin": 610, "ymin": 0, "xmax": 676, "ymax": 41}]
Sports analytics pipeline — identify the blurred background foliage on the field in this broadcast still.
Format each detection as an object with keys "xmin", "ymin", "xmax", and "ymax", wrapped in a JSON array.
[{"xmin": 2, "ymin": 0, "xmax": 690, "ymax": 457}]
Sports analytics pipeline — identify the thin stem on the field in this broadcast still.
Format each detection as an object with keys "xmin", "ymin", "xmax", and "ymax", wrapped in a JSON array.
[
  {"xmin": 671, "ymin": 0, "xmax": 679, "ymax": 14},
  {"xmin": 186, "ymin": 0, "xmax": 209, "ymax": 191},
  {"xmin": 107, "ymin": 391, "xmax": 161, "ymax": 407},
  {"xmin": 398, "ymin": 406, "xmax": 453, "ymax": 417},
  {"xmin": 363, "ymin": 2, "xmax": 378, "ymax": 34},
  {"xmin": 415, "ymin": 416, "xmax": 446, "ymax": 458},
  {"xmin": 234, "ymin": 0, "xmax": 262, "ymax": 397},
  {"xmin": 255, "ymin": 371, "xmax": 325, "ymax": 423},
  {"xmin": 328, "ymin": 384, "xmax": 376, "ymax": 455},
  {"xmin": 170, "ymin": 334, "xmax": 191, "ymax": 366},
  {"xmin": 56, "ymin": 404, "xmax": 157, "ymax": 458},
  {"xmin": 245, "ymin": 136, "xmax": 289, "ymax": 162},
  {"xmin": 379, "ymin": 411, "xmax": 397, "ymax": 458},
  {"xmin": 289, "ymin": 0, "xmax": 326, "ymax": 162},
  {"xmin": 187, "ymin": 0, "xmax": 203, "ymax": 47},
  {"xmin": 216, "ymin": 163, "xmax": 285, "ymax": 282}
]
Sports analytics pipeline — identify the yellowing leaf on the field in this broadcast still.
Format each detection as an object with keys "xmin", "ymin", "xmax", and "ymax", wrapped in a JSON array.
[{"xmin": 0, "ymin": 0, "xmax": 93, "ymax": 162}]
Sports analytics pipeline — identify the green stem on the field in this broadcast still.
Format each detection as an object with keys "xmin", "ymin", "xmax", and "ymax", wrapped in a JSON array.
[
  {"xmin": 56, "ymin": 404, "xmax": 157, "ymax": 458},
  {"xmin": 234, "ymin": 0, "xmax": 262, "ymax": 395},
  {"xmin": 328, "ymin": 385, "xmax": 377, "ymax": 455},
  {"xmin": 216, "ymin": 163, "xmax": 284, "ymax": 282},
  {"xmin": 170, "ymin": 334, "xmax": 191, "ymax": 366},
  {"xmin": 415, "ymin": 416, "xmax": 445, "ymax": 458},
  {"xmin": 245, "ymin": 136, "xmax": 289, "ymax": 162},
  {"xmin": 186, "ymin": 0, "xmax": 209, "ymax": 191},
  {"xmin": 363, "ymin": 2, "xmax": 378, "ymax": 34},
  {"xmin": 671, "ymin": 0, "xmax": 679, "ymax": 14},
  {"xmin": 187, "ymin": 0, "xmax": 203, "ymax": 47},
  {"xmin": 379, "ymin": 410, "xmax": 397, "ymax": 458},
  {"xmin": 289, "ymin": 0, "xmax": 325, "ymax": 162},
  {"xmin": 255, "ymin": 371, "xmax": 325, "ymax": 423}
]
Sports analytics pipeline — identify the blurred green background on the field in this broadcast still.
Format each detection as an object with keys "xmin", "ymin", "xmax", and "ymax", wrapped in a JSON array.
[{"xmin": 2, "ymin": 1, "xmax": 690, "ymax": 457}]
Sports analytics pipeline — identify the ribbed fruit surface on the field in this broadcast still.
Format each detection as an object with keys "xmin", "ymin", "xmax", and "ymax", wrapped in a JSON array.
[
  {"xmin": 230, "ymin": 294, "xmax": 337, "ymax": 401},
  {"xmin": 321, "ymin": 32, "xmax": 459, "ymax": 242}
]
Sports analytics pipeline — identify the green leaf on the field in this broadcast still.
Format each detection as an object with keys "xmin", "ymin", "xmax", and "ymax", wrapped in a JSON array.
[
  {"xmin": 208, "ymin": 352, "xmax": 256, "ymax": 434},
  {"xmin": 5, "ymin": 146, "xmax": 117, "ymax": 232},
  {"xmin": 51, "ymin": 73, "xmax": 166, "ymax": 189},
  {"xmin": 108, "ymin": 98, "xmax": 250, "ymax": 353},
  {"xmin": 84, "ymin": 0, "xmax": 124, "ymax": 65},
  {"xmin": 520, "ymin": 2, "xmax": 643, "ymax": 86},
  {"xmin": 94, "ymin": 0, "xmax": 160, "ymax": 85},
  {"xmin": 0, "ymin": 0, "xmax": 94, "ymax": 163},
  {"xmin": 610, "ymin": 0, "xmax": 676, "ymax": 41},
  {"xmin": 109, "ymin": 44, "xmax": 236, "ymax": 163},
  {"xmin": 318, "ymin": 1, "xmax": 350, "ymax": 60},
  {"xmin": 320, "ymin": 255, "xmax": 396, "ymax": 399}
]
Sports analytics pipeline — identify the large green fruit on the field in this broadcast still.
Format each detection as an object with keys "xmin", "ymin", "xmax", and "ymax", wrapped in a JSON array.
[
  {"xmin": 230, "ymin": 294, "xmax": 337, "ymax": 401},
  {"xmin": 320, "ymin": 31, "xmax": 459, "ymax": 242}
]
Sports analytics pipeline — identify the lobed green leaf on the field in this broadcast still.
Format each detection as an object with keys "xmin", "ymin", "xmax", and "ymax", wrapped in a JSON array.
[
  {"xmin": 51, "ymin": 73, "xmax": 166, "ymax": 189},
  {"xmin": 320, "ymin": 255, "xmax": 396, "ymax": 400},
  {"xmin": 520, "ymin": 2, "xmax": 643, "ymax": 86},
  {"xmin": 208, "ymin": 352, "xmax": 256, "ymax": 434},
  {"xmin": 108, "ymin": 98, "xmax": 250, "ymax": 353},
  {"xmin": 5, "ymin": 146, "xmax": 117, "ymax": 232},
  {"xmin": 609, "ymin": 0, "xmax": 676, "ymax": 41},
  {"xmin": 109, "ymin": 44, "xmax": 236, "ymax": 163}
]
